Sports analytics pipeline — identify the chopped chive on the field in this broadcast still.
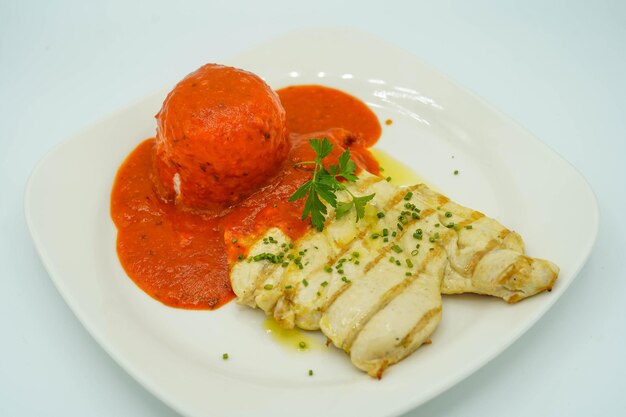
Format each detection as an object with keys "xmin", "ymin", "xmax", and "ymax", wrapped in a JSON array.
[
  {"xmin": 397, "ymin": 223, "xmax": 404, "ymax": 231},
  {"xmin": 285, "ymin": 285, "xmax": 293, "ymax": 289},
  {"xmin": 454, "ymin": 170, "xmax": 459, "ymax": 175},
  {"xmin": 282, "ymin": 262, "xmax": 289, "ymax": 267},
  {"xmin": 337, "ymin": 269, "xmax": 344, "ymax": 274},
  {"xmin": 237, "ymin": 254, "xmax": 245, "ymax": 261},
  {"xmin": 231, "ymin": 238, "xmax": 238, "ymax": 244},
  {"xmin": 391, "ymin": 245, "xmax": 403, "ymax": 253},
  {"xmin": 382, "ymin": 228, "xmax": 389, "ymax": 236},
  {"xmin": 411, "ymin": 249, "xmax": 419, "ymax": 256},
  {"xmin": 324, "ymin": 265, "xmax": 332, "ymax": 273},
  {"xmin": 341, "ymin": 276, "xmax": 351, "ymax": 283},
  {"xmin": 392, "ymin": 231, "xmax": 397, "ymax": 237},
  {"xmin": 308, "ymin": 369, "xmax": 313, "ymax": 376},
  {"xmin": 371, "ymin": 233, "xmax": 380, "ymax": 239},
  {"xmin": 354, "ymin": 260, "xmax": 360, "ymax": 265},
  {"xmin": 264, "ymin": 284, "xmax": 273, "ymax": 290},
  {"xmin": 429, "ymin": 237, "xmax": 436, "ymax": 243},
  {"xmin": 406, "ymin": 259, "xmax": 414, "ymax": 268},
  {"xmin": 435, "ymin": 223, "xmax": 440, "ymax": 227},
  {"xmin": 395, "ymin": 260, "xmax": 401, "ymax": 266},
  {"xmin": 321, "ymin": 281, "xmax": 328, "ymax": 287},
  {"xmin": 377, "ymin": 212, "xmax": 385, "ymax": 219},
  {"xmin": 445, "ymin": 211, "xmax": 452, "ymax": 218},
  {"xmin": 383, "ymin": 237, "xmax": 389, "ymax": 242},
  {"xmin": 385, "ymin": 176, "xmax": 392, "ymax": 182},
  {"xmin": 302, "ymin": 279, "xmax": 309, "ymax": 287},
  {"xmin": 446, "ymin": 223, "xmax": 455, "ymax": 228},
  {"xmin": 404, "ymin": 191, "xmax": 413, "ymax": 201},
  {"xmin": 465, "ymin": 225, "xmax": 473, "ymax": 230},
  {"xmin": 405, "ymin": 272, "xmax": 412, "ymax": 276},
  {"xmin": 352, "ymin": 251, "xmax": 360, "ymax": 258},
  {"xmin": 454, "ymin": 224, "xmax": 460, "ymax": 231},
  {"xmin": 299, "ymin": 341, "xmax": 307, "ymax": 349},
  {"xmin": 389, "ymin": 256, "xmax": 395, "ymax": 263},
  {"xmin": 222, "ymin": 353, "xmax": 229, "ymax": 360},
  {"xmin": 412, "ymin": 212, "xmax": 420, "ymax": 219},
  {"xmin": 316, "ymin": 291, "xmax": 321, "ymax": 296}
]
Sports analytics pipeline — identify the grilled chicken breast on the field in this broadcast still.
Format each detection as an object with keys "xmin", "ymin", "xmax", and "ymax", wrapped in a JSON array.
[{"xmin": 229, "ymin": 173, "xmax": 559, "ymax": 377}]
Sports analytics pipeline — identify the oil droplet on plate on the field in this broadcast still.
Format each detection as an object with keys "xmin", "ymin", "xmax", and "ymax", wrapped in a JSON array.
[
  {"xmin": 371, "ymin": 148, "xmax": 435, "ymax": 189},
  {"xmin": 263, "ymin": 318, "xmax": 319, "ymax": 351}
]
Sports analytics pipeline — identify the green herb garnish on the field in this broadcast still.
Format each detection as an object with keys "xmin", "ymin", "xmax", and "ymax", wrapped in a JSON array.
[{"xmin": 289, "ymin": 138, "xmax": 375, "ymax": 231}]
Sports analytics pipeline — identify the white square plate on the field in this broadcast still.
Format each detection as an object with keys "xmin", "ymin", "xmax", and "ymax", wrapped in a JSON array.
[{"xmin": 25, "ymin": 28, "xmax": 598, "ymax": 417}]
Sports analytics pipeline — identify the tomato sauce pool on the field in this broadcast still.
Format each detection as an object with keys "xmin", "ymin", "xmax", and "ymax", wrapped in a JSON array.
[{"xmin": 110, "ymin": 85, "xmax": 382, "ymax": 309}]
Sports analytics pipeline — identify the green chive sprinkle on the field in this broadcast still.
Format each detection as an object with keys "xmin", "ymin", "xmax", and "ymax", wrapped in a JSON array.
[
  {"xmin": 404, "ymin": 191, "xmax": 413, "ymax": 201},
  {"xmin": 264, "ymin": 284, "xmax": 273, "ymax": 290},
  {"xmin": 237, "ymin": 254, "xmax": 245, "ymax": 261},
  {"xmin": 411, "ymin": 249, "xmax": 419, "ymax": 256},
  {"xmin": 405, "ymin": 272, "xmax": 412, "ymax": 276},
  {"xmin": 465, "ymin": 225, "xmax": 473, "ymax": 230},
  {"xmin": 324, "ymin": 265, "xmax": 332, "ymax": 273},
  {"xmin": 285, "ymin": 285, "xmax": 293, "ymax": 289},
  {"xmin": 386, "ymin": 176, "xmax": 392, "ymax": 182},
  {"xmin": 445, "ymin": 211, "xmax": 452, "ymax": 218},
  {"xmin": 321, "ymin": 281, "xmax": 328, "ymax": 287},
  {"xmin": 308, "ymin": 369, "xmax": 313, "ymax": 376},
  {"xmin": 429, "ymin": 237, "xmax": 436, "ymax": 242},
  {"xmin": 382, "ymin": 228, "xmax": 389, "ymax": 236},
  {"xmin": 231, "ymin": 238, "xmax": 238, "ymax": 244},
  {"xmin": 352, "ymin": 251, "xmax": 360, "ymax": 258},
  {"xmin": 377, "ymin": 212, "xmax": 385, "ymax": 219},
  {"xmin": 371, "ymin": 233, "xmax": 380, "ymax": 239},
  {"xmin": 406, "ymin": 259, "xmax": 414, "ymax": 268},
  {"xmin": 454, "ymin": 170, "xmax": 459, "ymax": 175},
  {"xmin": 391, "ymin": 245, "xmax": 403, "ymax": 253},
  {"xmin": 222, "ymin": 353, "xmax": 229, "ymax": 360},
  {"xmin": 302, "ymin": 279, "xmax": 309, "ymax": 287},
  {"xmin": 299, "ymin": 341, "xmax": 307, "ymax": 349}
]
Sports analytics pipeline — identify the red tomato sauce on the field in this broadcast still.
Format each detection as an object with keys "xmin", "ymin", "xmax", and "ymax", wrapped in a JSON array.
[{"xmin": 111, "ymin": 85, "xmax": 382, "ymax": 309}]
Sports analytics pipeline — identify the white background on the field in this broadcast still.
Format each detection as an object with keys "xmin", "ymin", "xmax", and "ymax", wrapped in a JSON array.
[{"xmin": 1, "ymin": 1, "xmax": 625, "ymax": 416}]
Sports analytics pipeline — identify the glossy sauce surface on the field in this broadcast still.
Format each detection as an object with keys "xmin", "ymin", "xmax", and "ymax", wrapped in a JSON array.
[{"xmin": 111, "ymin": 85, "xmax": 382, "ymax": 309}]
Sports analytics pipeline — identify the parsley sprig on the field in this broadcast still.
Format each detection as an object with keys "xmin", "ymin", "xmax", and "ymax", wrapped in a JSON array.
[{"xmin": 289, "ymin": 138, "xmax": 375, "ymax": 231}]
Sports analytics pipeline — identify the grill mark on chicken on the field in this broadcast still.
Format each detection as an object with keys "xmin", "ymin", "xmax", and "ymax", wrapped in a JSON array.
[
  {"xmin": 400, "ymin": 306, "xmax": 442, "ymax": 348},
  {"xmin": 343, "ymin": 272, "xmax": 420, "ymax": 351},
  {"xmin": 319, "ymin": 198, "xmax": 430, "ymax": 315}
]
